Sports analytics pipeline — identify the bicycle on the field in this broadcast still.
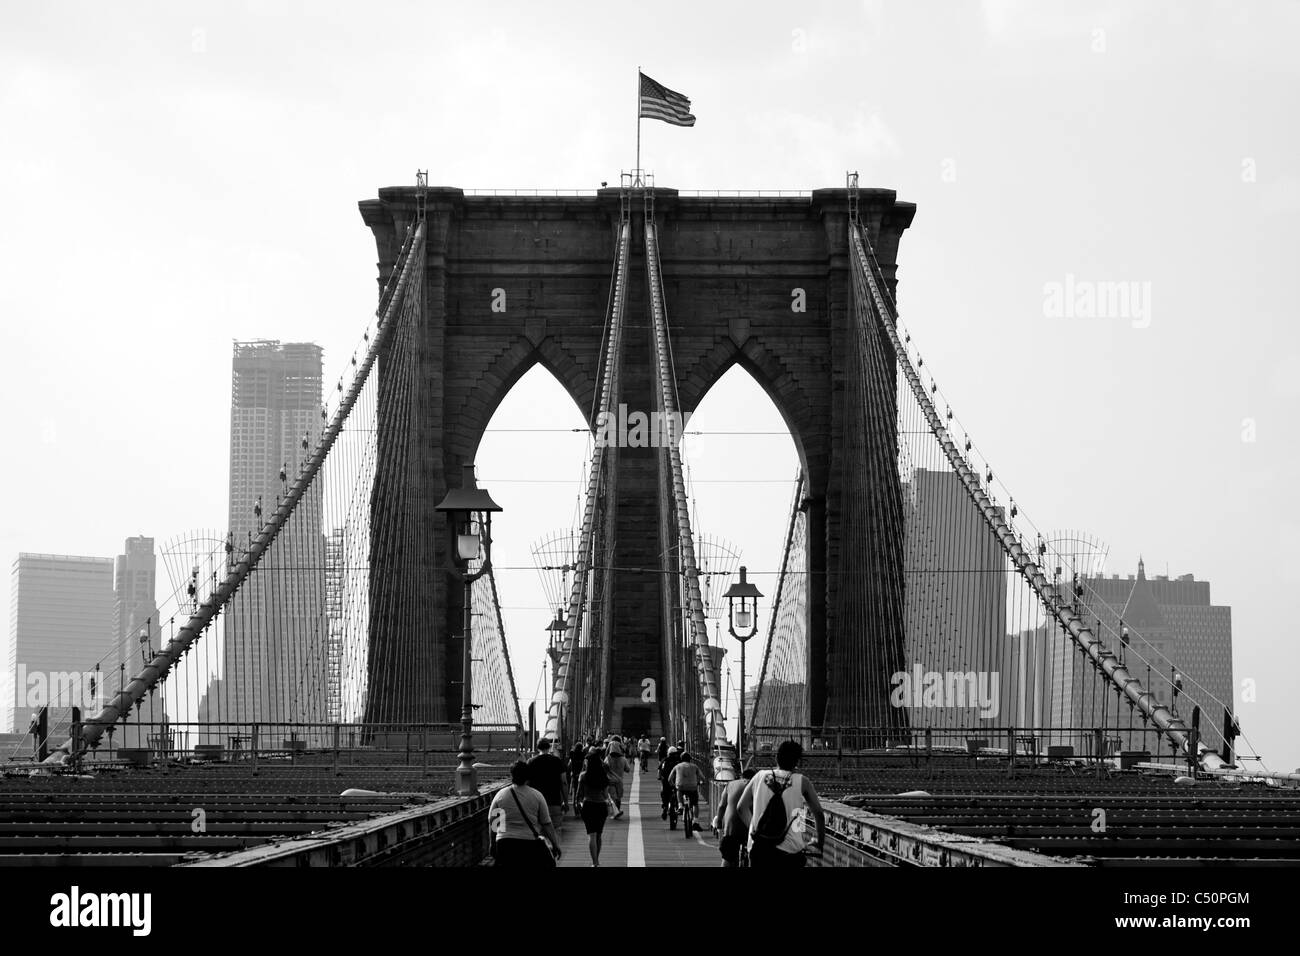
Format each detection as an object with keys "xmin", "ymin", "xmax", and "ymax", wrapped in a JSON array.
[{"xmin": 678, "ymin": 788, "xmax": 698, "ymax": 839}]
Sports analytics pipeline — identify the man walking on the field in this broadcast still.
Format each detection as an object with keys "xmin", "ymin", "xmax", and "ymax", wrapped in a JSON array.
[
  {"xmin": 567, "ymin": 742, "xmax": 585, "ymax": 816},
  {"xmin": 717, "ymin": 767, "xmax": 757, "ymax": 866},
  {"xmin": 526, "ymin": 737, "xmax": 569, "ymax": 834},
  {"xmin": 736, "ymin": 740, "xmax": 824, "ymax": 867}
]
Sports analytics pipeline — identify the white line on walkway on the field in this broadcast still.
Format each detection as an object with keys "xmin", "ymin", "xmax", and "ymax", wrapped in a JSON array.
[{"xmin": 627, "ymin": 760, "xmax": 645, "ymax": 867}]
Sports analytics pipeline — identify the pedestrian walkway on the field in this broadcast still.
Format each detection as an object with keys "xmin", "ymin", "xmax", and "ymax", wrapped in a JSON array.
[{"xmin": 556, "ymin": 759, "xmax": 721, "ymax": 867}]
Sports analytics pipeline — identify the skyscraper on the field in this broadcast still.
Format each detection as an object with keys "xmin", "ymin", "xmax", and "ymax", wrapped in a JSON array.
[
  {"xmin": 1038, "ymin": 560, "xmax": 1234, "ymax": 755},
  {"xmin": 112, "ymin": 536, "xmax": 166, "ymax": 749},
  {"xmin": 4, "ymin": 554, "xmax": 115, "ymax": 735},
  {"xmin": 1080, "ymin": 561, "xmax": 1234, "ymax": 754},
  {"xmin": 223, "ymin": 341, "xmax": 329, "ymax": 733}
]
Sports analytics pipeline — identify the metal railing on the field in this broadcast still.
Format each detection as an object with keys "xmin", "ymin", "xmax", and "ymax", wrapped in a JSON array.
[
  {"xmin": 186, "ymin": 783, "xmax": 507, "ymax": 867},
  {"xmin": 463, "ymin": 188, "xmax": 600, "ymax": 197},
  {"xmin": 6, "ymin": 721, "xmax": 526, "ymax": 772},
  {"xmin": 676, "ymin": 189, "xmax": 813, "ymax": 198},
  {"xmin": 748, "ymin": 724, "xmax": 1198, "ymax": 770},
  {"xmin": 457, "ymin": 186, "xmax": 817, "ymax": 199}
]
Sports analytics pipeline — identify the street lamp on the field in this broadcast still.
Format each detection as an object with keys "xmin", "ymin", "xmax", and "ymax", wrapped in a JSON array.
[
  {"xmin": 722, "ymin": 565, "xmax": 762, "ymax": 762},
  {"xmin": 546, "ymin": 608, "xmax": 567, "ymax": 667},
  {"xmin": 434, "ymin": 462, "xmax": 503, "ymax": 796}
]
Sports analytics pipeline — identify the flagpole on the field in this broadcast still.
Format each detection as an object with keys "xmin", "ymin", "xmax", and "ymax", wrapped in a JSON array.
[{"xmin": 635, "ymin": 66, "xmax": 641, "ymax": 186}]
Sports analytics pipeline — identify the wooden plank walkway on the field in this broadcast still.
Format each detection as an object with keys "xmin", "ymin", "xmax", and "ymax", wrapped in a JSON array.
[{"xmin": 556, "ymin": 759, "xmax": 721, "ymax": 867}]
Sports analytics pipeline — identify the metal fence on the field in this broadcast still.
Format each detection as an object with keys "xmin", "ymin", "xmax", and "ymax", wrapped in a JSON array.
[
  {"xmin": 748, "ymin": 724, "xmax": 1193, "ymax": 770},
  {"xmin": 5, "ymin": 721, "xmax": 526, "ymax": 772}
]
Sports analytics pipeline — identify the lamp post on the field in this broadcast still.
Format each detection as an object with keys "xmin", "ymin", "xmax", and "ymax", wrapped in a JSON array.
[
  {"xmin": 546, "ymin": 608, "xmax": 566, "ymax": 671},
  {"xmin": 722, "ymin": 566, "xmax": 762, "ymax": 763},
  {"xmin": 434, "ymin": 462, "xmax": 503, "ymax": 796}
]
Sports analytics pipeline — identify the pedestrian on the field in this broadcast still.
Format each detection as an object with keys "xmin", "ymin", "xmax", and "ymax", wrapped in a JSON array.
[
  {"xmin": 605, "ymin": 739, "xmax": 629, "ymax": 818},
  {"xmin": 526, "ymin": 737, "xmax": 568, "ymax": 835},
  {"xmin": 567, "ymin": 742, "xmax": 585, "ymax": 815},
  {"xmin": 718, "ymin": 767, "xmax": 758, "ymax": 866},
  {"xmin": 577, "ymin": 749, "xmax": 612, "ymax": 867},
  {"xmin": 488, "ymin": 760, "xmax": 562, "ymax": 867},
  {"xmin": 736, "ymin": 740, "xmax": 825, "ymax": 868}
]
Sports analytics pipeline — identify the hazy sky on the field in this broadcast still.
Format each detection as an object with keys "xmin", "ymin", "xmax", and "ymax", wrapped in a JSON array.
[{"xmin": 2, "ymin": 2, "xmax": 1297, "ymax": 770}]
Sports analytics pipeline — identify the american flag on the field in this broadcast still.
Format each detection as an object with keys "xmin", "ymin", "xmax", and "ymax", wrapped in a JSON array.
[{"xmin": 639, "ymin": 72, "xmax": 695, "ymax": 127}]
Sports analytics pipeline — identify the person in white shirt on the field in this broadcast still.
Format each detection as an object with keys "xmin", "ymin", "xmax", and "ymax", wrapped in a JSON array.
[
  {"xmin": 736, "ymin": 740, "xmax": 824, "ymax": 868},
  {"xmin": 487, "ymin": 760, "xmax": 562, "ymax": 867},
  {"xmin": 637, "ymin": 733, "xmax": 653, "ymax": 771},
  {"xmin": 670, "ymin": 751, "xmax": 705, "ymax": 828},
  {"xmin": 604, "ymin": 740, "xmax": 630, "ymax": 818}
]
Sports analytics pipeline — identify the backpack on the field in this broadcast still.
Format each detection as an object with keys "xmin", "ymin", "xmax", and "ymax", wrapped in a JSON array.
[{"xmin": 751, "ymin": 771, "xmax": 795, "ymax": 846}]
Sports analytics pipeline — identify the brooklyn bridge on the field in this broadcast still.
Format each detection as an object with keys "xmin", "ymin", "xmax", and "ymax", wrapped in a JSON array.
[{"xmin": 3, "ymin": 173, "xmax": 1296, "ymax": 869}]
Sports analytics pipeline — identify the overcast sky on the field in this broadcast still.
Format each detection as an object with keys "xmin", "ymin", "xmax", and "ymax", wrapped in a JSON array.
[{"xmin": 2, "ymin": 1, "xmax": 1297, "ymax": 770}]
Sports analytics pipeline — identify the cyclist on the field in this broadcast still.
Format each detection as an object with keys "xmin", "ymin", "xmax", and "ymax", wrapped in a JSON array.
[
  {"xmin": 637, "ymin": 733, "xmax": 652, "ymax": 771},
  {"xmin": 659, "ymin": 742, "xmax": 681, "ymax": 821},
  {"xmin": 670, "ymin": 751, "xmax": 705, "ymax": 834}
]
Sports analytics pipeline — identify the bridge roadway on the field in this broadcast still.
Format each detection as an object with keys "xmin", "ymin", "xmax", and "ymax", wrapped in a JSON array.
[{"xmin": 555, "ymin": 760, "xmax": 721, "ymax": 868}]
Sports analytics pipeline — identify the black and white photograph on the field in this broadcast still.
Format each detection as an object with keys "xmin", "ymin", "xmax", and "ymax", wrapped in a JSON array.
[{"xmin": 0, "ymin": 0, "xmax": 1294, "ymax": 934}]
